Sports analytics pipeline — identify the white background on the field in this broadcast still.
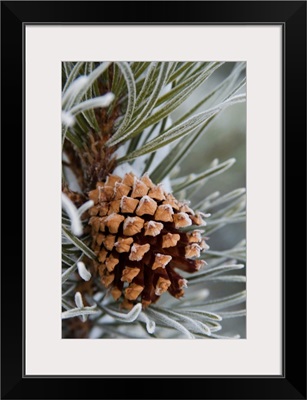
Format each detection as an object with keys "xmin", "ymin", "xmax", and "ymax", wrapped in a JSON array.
[{"xmin": 26, "ymin": 26, "xmax": 282, "ymax": 375}]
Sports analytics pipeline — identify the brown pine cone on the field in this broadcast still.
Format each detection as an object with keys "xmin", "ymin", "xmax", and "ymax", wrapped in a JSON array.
[{"xmin": 88, "ymin": 172, "xmax": 208, "ymax": 309}]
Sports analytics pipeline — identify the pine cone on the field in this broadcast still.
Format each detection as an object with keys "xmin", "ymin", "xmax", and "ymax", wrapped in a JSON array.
[{"xmin": 88, "ymin": 173, "xmax": 208, "ymax": 309}]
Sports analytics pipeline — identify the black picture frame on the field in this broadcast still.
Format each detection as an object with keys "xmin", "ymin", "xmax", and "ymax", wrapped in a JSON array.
[{"xmin": 1, "ymin": 1, "xmax": 306, "ymax": 399}]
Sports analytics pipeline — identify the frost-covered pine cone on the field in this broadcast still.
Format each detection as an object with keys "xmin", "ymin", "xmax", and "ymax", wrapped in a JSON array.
[{"xmin": 88, "ymin": 172, "xmax": 209, "ymax": 309}]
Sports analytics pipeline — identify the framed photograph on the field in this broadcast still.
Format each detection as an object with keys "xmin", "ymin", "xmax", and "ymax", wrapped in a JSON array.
[{"xmin": 1, "ymin": 1, "xmax": 306, "ymax": 399}]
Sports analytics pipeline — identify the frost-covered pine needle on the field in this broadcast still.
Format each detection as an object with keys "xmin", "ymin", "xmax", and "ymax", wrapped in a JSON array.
[
  {"xmin": 77, "ymin": 261, "xmax": 92, "ymax": 281},
  {"xmin": 61, "ymin": 193, "xmax": 83, "ymax": 236}
]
